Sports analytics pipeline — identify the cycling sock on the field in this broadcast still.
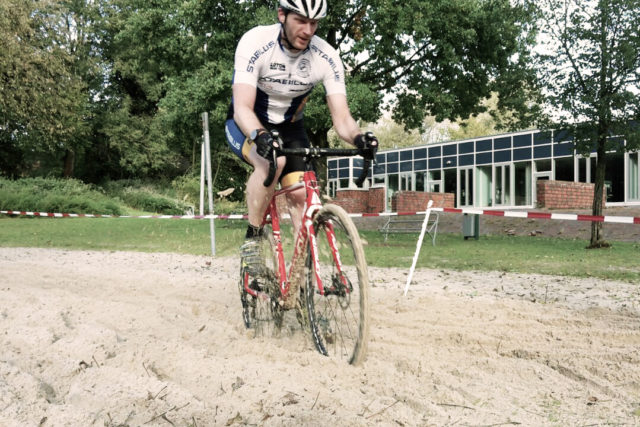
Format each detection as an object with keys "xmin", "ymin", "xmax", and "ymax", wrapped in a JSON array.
[{"xmin": 245, "ymin": 224, "xmax": 263, "ymax": 239}]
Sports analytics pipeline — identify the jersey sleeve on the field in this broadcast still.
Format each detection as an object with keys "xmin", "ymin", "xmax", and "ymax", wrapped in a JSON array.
[
  {"xmin": 319, "ymin": 45, "xmax": 347, "ymax": 96},
  {"xmin": 233, "ymin": 29, "xmax": 263, "ymax": 87}
]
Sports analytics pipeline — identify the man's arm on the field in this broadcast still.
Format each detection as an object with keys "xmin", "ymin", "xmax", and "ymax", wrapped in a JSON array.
[
  {"xmin": 233, "ymin": 83, "xmax": 264, "ymax": 137},
  {"xmin": 326, "ymin": 93, "xmax": 361, "ymax": 145}
]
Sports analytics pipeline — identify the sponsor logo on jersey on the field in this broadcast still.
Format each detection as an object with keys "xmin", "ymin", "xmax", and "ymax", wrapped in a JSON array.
[
  {"xmin": 260, "ymin": 76, "xmax": 313, "ymax": 87},
  {"xmin": 309, "ymin": 44, "xmax": 341, "ymax": 82},
  {"xmin": 296, "ymin": 59, "xmax": 311, "ymax": 78},
  {"xmin": 270, "ymin": 62, "xmax": 286, "ymax": 71}
]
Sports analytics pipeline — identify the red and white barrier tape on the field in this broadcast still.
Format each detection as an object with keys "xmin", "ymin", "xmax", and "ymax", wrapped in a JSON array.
[{"xmin": 2, "ymin": 208, "xmax": 640, "ymax": 224}]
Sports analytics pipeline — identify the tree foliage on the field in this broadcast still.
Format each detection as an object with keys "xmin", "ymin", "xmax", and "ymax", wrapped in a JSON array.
[{"xmin": 533, "ymin": 0, "xmax": 640, "ymax": 247}]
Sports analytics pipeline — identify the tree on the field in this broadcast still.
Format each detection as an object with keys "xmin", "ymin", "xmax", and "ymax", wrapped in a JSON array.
[
  {"xmin": 0, "ymin": 0, "xmax": 87, "ymax": 177},
  {"xmin": 533, "ymin": 0, "xmax": 640, "ymax": 247}
]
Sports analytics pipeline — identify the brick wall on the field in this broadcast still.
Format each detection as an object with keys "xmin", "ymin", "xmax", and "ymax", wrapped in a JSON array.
[
  {"xmin": 536, "ymin": 180, "xmax": 604, "ymax": 209},
  {"xmin": 332, "ymin": 187, "xmax": 385, "ymax": 213},
  {"xmin": 391, "ymin": 191, "xmax": 456, "ymax": 212}
]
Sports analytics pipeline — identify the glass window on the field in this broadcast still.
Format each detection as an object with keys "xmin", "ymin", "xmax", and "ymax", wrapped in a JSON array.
[
  {"xmin": 494, "ymin": 150, "xmax": 511, "ymax": 163},
  {"xmin": 338, "ymin": 158, "xmax": 349, "ymax": 168},
  {"xmin": 534, "ymin": 145, "xmax": 552, "ymax": 159},
  {"xmin": 513, "ymin": 147, "xmax": 531, "ymax": 161},
  {"xmin": 375, "ymin": 153, "xmax": 385, "ymax": 164},
  {"xmin": 629, "ymin": 153, "xmax": 639, "ymax": 201},
  {"xmin": 387, "ymin": 163, "xmax": 398, "ymax": 173},
  {"xmin": 513, "ymin": 134, "xmax": 532, "ymax": 148},
  {"xmin": 373, "ymin": 163, "xmax": 385, "ymax": 175},
  {"xmin": 414, "ymin": 159, "xmax": 427, "ymax": 171},
  {"xmin": 494, "ymin": 137, "xmax": 511, "ymax": 150},
  {"xmin": 476, "ymin": 152, "xmax": 492, "ymax": 165},
  {"xmin": 554, "ymin": 157, "xmax": 574, "ymax": 182},
  {"xmin": 515, "ymin": 162, "xmax": 531, "ymax": 205},
  {"xmin": 338, "ymin": 169, "xmax": 350, "ymax": 178},
  {"xmin": 459, "ymin": 142, "xmax": 474, "ymax": 154},
  {"xmin": 476, "ymin": 139, "xmax": 492, "ymax": 152},
  {"xmin": 428, "ymin": 158, "xmax": 441, "ymax": 169},
  {"xmin": 535, "ymin": 159, "xmax": 552, "ymax": 172},
  {"xmin": 328, "ymin": 160, "xmax": 337, "ymax": 169},
  {"xmin": 387, "ymin": 152, "xmax": 399, "ymax": 162},
  {"xmin": 414, "ymin": 148, "xmax": 427, "ymax": 159},
  {"xmin": 400, "ymin": 161, "xmax": 412, "ymax": 172},
  {"xmin": 443, "ymin": 144, "xmax": 457, "ymax": 156},
  {"xmin": 329, "ymin": 169, "xmax": 337, "ymax": 179},
  {"xmin": 400, "ymin": 150, "xmax": 412, "ymax": 161},
  {"xmin": 534, "ymin": 131, "xmax": 552, "ymax": 145},
  {"xmin": 554, "ymin": 142, "xmax": 573, "ymax": 157},
  {"xmin": 428, "ymin": 146, "xmax": 441, "ymax": 157},
  {"xmin": 443, "ymin": 156, "xmax": 457, "ymax": 167},
  {"xmin": 459, "ymin": 154, "xmax": 474, "ymax": 166}
]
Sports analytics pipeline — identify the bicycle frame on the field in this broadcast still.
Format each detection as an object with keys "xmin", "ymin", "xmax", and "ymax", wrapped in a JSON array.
[{"xmin": 242, "ymin": 168, "xmax": 348, "ymax": 302}]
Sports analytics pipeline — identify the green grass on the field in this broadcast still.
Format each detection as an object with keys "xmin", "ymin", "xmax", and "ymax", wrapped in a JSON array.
[{"xmin": 2, "ymin": 215, "xmax": 639, "ymax": 282}]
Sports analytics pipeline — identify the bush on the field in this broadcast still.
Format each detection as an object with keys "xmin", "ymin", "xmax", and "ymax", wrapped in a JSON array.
[
  {"xmin": 0, "ymin": 177, "xmax": 123, "ymax": 215},
  {"xmin": 100, "ymin": 180, "xmax": 191, "ymax": 214}
]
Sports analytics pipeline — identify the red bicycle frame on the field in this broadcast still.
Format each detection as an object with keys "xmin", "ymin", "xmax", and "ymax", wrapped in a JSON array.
[{"xmin": 242, "ymin": 169, "xmax": 347, "ymax": 301}]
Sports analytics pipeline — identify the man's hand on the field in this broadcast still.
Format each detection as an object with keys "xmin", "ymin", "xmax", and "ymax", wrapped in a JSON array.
[
  {"xmin": 254, "ymin": 131, "xmax": 279, "ymax": 162},
  {"xmin": 354, "ymin": 132, "xmax": 378, "ymax": 160}
]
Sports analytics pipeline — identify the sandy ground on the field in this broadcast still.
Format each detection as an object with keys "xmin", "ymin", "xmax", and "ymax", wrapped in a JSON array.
[{"xmin": 1, "ymin": 247, "xmax": 640, "ymax": 426}]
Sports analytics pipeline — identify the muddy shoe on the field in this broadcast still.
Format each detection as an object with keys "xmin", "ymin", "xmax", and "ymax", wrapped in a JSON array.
[{"xmin": 240, "ymin": 238, "xmax": 266, "ymax": 276}]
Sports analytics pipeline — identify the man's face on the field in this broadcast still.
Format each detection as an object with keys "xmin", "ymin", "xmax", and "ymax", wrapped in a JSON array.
[{"xmin": 278, "ymin": 9, "xmax": 319, "ymax": 50}]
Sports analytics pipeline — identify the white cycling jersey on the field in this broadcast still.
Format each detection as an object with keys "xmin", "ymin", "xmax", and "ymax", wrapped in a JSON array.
[{"xmin": 232, "ymin": 23, "xmax": 347, "ymax": 125}]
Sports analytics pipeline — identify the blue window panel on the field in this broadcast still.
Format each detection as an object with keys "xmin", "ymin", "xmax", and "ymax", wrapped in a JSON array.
[
  {"xmin": 400, "ymin": 161, "xmax": 412, "ymax": 172},
  {"xmin": 443, "ymin": 144, "xmax": 457, "ymax": 156},
  {"xmin": 476, "ymin": 152, "xmax": 492, "ymax": 165},
  {"xmin": 513, "ymin": 147, "xmax": 531, "ymax": 161},
  {"xmin": 387, "ymin": 151, "xmax": 399, "ymax": 162},
  {"xmin": 387, "ymin": 163, "xmax": 399, "ymax": 173},
  {"xmin": 338, "ymin": 169, "xmax": 349, "ymax": 178},
  {"xmin": 443, "ymin": 156, "xmax": 457, "ymax": 167},
  {"xmin": 534, "ymin": 145, "xmax": 552, "ymax": 158},
  {"xmin": 329, "ymin": 169, "xmax": 337, "ymax": 179},
  {"xmin": 554, "ymin": 128, "xmax": 573, "ymax": 142},
  {"xmin": 338, "ymin": 158, "xmax": 349, "ymax": 168},
  {"xmin": 414, "ymin": 148, "xmax": 427, "ymax": 159},
  {"xmin": 375, "ymin": 153, "xmax": 385, "ymax": 163},
  {"xmin": 476, "ymin": 139, "xmax": 492, "ymax": 152},
  {"xmin": 373, "ymin": 163, "xmax": 385, "ymax": 174},
  {"xmin": 534, "ymin": 131, "xmax": 552, "ymax": 145},
  {"xmin": 513, "ymin": 134, "xmax": 532, "ymax": 148},
  {"xmin": 494, "ymin": 150, "xmax": 511, "ymax": 163},
  {"xmin": 428, "ymin": 158, "xmax": 441, "ymax": 169},
  {"xmin": 554, "ymin": 142, "xmax": 573, "ymax": 157},
  {"xmin": 414, "ymin": 159, "xmax": 427, "ymax": 170},
  {"xmin": 459, "ymin": 154, "xmax": 474, "ymax": 166},
  {"xmin": 400, "ymin": 150, "xmax": 412, "ymax": 161},
  {"xmin": 352, "ymin": 167, "xmax": 362, "ymax": 178},
  {"xmin": 494, "ymin": 136, "xmax": 511, "ymax": 150},
  {"xmin": 353, "ymin": 158, "xmax": 363, "ymax": 168},
  {"xmin": 459, "ymin": 142, "xmax": 474, "ymax": 154},
  {"xmin": 428, "ymin": 146, "xmax": 441, "ymax": 157},
  {"xmin": 328, "ymin": 159, "xmax": 337, "ymax": 169}
]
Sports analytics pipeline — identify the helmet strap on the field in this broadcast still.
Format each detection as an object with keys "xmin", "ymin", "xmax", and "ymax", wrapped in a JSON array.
[{"xmin": 279, "ymin": 11, "xmax": 300, "ymax": 52}]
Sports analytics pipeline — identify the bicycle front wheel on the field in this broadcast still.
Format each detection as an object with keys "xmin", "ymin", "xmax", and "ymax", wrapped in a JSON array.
[{"xmin": 305, "ymin": 204, "xmax": 370, "ymax": 365}]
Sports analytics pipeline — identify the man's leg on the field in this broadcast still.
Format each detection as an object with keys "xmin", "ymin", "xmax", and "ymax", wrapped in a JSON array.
[{"xmin": 245, "ymin": 144, "xmax": 286, "ymax": 234}]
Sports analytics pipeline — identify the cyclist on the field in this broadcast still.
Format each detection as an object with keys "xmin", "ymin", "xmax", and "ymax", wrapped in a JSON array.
[{"xmin": 224, "ymin": 0, "xmax": 378, "ymax": 274}]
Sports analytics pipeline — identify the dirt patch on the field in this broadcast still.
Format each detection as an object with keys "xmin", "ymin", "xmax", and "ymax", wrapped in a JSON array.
[{"xmin": 1, "ymin": 248, "xmax": 639, "ymax": 425}]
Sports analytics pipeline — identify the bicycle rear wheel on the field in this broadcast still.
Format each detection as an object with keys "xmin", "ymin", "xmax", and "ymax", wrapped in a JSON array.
[
  {"xmin": 305, "ymin": 204, "xmax": 370, "ymax": 365},
  {"xmin": 238, "ymin": 225, "xmax": 282, "ymax": 331}
]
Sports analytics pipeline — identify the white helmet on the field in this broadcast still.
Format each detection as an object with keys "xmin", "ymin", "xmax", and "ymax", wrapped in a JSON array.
[{"xmin": 279, "ymin": 0, "xmax": 327, "ymax": 20}]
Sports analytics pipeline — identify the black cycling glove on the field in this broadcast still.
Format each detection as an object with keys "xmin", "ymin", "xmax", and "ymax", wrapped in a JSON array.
[
  {"xmin": 254, "ymin": 131, "xmax": 279, "ymax": 162},
  {"xmin": 354, "ymin": 132, "xmax": 378, "ymax": 160}
]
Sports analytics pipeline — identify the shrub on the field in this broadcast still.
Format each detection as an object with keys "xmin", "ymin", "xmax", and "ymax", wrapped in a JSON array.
[{"xmin": 0, "ymin": 177, "xmax": 123, "ymax": 215}]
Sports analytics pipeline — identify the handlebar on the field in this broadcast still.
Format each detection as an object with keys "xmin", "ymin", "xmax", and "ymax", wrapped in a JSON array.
[{"xmin": 263, "ymin": 143, "xmax": 372, "ymax": 189}]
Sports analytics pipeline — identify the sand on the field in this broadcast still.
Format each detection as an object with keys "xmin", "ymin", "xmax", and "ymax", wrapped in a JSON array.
[{"xmin": 1, "ymin": 247, "xmax": 639, "ymax": 426}]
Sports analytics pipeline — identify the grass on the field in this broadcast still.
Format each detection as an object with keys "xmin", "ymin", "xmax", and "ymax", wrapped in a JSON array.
[{"xmin": 1, "ymin": 215, "xmax": 639, "ymax": 282}]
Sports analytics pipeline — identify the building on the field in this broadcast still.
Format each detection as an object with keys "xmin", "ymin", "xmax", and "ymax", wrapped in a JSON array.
[{"xmin": 327, "ymin": 128, "xmax": 640, "ymax": 212}]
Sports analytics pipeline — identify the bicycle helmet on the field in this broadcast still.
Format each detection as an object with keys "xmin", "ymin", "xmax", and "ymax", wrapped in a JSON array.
[{"xmin": 279, "ymin": 0, "xmax": 327, "ymax": 20}]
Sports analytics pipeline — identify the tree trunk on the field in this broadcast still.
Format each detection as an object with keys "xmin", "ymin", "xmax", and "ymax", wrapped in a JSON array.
[
  {"xmin": 63, "ymin": 149, "xmax": 75, "ymax": 178},
  {"xmin": 588, "ymin": 135, "xmax": 609, "ymax": 248}
]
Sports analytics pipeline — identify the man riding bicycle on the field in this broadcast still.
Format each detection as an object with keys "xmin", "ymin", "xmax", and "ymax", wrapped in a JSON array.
[{"xmin": 224, "ymin": 0, "xmax": 378, "ymax": 273}]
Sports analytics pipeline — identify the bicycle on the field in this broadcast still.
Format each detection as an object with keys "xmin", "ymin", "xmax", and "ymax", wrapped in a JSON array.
[{"xmin": 238, "ymin": 133, "xmax": 372, "ymax": 365}]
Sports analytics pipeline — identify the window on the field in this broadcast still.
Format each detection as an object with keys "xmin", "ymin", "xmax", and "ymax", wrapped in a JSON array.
[
  {"xmin": 554, "ymin": 157, "xmax": 574, "ymax": 182},
  {"xmin": 514, "ymin": 162, "xmax": 531, "ymax": 206},
  {"xmin": 629, "ymin": 153, "xmax": 639, "ymax": 201}
]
